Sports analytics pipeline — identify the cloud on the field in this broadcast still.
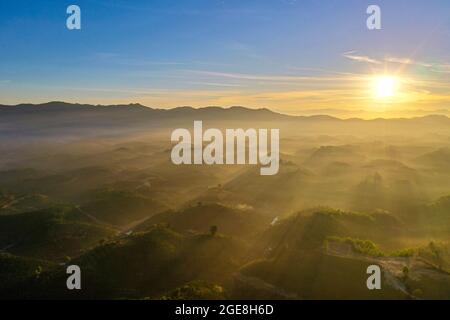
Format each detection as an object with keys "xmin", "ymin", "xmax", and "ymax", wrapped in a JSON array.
[
  {"xmin": 342, "ymin": 51, "xmax": 382, "ymax": 65},
  {"xmin": 384, "ymin": 56, "xmax": 432, "ymax": 68},
  {"xmin": 431, "ymin": 64, "xmax": 450, "ymax": 74},
  {"xmin": 343, "ymin": 51, "xmax": 450, "ymax": 73},
  {"xmin": 186, "ymin": 70, "xmax": 365, "ymax": 83},
  {"xmin": 385, "ymin": 57, "xmax": 450, "ymax": 73},
  {"xmin": 92, "ymin": 53, "xmax": 187, "ymax": 68},
  {"xmin": 186, "ymin": 81, "xmax": 244, "ymax": 88}
]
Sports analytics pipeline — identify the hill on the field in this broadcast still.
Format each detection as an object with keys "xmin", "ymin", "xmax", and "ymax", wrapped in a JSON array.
[
  {"xmin": 0, "ymin": 253, "xmax": 55, "ymax": 298},
  {"xmin": 234, "ymin": 209, "xmax": 450, "ymax": 300},
  {"xmin": 0, "ymin": 205, "xmax": 117, "ymax": 261},
  {"xmin": 11, "ymin": 226, "xmax": 247, "ymax": 299},
  {"xmin": 80, "ymin": 189, "xmax": 169, "ymax": 227},
  {"xmin": 134, "ymin": 203, "xmax": 270, "ymax": 238},
  {"xmin": 0, "ymin": 191, "xmax": 52, "ymax": 215}
]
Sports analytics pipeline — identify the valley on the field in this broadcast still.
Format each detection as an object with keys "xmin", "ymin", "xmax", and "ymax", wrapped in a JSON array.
[{"xmin": 0, "ymin": 102, "xmax": 449, "ymax": 300}]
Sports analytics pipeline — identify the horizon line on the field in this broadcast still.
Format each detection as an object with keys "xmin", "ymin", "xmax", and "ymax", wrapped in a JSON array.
[{"xmin": 1, "ymin": 100, "xmax": 450, "ymax": 121}]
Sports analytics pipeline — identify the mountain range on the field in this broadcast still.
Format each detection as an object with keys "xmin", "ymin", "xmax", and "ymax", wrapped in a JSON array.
[{"xmin": 1, "ymin": 102, "xmax": 450, "ymax": 139}]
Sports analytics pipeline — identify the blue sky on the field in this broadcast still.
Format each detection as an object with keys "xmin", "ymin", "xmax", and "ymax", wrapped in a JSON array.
[{"xmin": 0, "ymin": 0, "xmax": 449, "ymax": 114}]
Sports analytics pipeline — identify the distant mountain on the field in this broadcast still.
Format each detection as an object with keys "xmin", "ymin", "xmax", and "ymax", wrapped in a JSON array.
[
  {"xmin": 2, "ymin": 102, "xmax": 450, "ymax": 139},
  {"xmin": 293, "ymin": 108, "xmax": 450, "ymax": 119},
  {"xmin": 0, "ymin": 101, "xmax": 289, "ymax": 125}
]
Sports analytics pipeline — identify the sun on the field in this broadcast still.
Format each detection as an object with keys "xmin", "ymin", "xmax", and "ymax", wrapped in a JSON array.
[{"xmin": 373, "ymin": 76, "xmax": 399, "ymax": 98}]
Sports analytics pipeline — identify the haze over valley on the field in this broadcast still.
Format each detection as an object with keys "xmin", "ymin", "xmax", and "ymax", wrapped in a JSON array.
[{"xmin": 0, "ymin": 102, "xmax": 449, "ymax": 299}]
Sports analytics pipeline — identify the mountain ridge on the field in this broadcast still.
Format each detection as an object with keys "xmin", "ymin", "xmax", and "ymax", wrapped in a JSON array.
[{"xmin": 1, "ymin": 101, "xmax": 449, "ymax": 122}]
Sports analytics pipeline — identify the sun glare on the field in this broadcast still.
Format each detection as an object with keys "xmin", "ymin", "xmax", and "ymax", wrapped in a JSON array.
[{"xmin": 373, "ymin": 76, "xmax": 399, "ymax": 99}]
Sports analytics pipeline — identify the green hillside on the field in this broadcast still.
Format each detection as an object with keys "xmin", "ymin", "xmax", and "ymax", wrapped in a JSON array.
[
  {"xmin": 0, "ymin": 253, "xmax": 55, "ymax": 298},
  {"xmin": 0, "ymin": 191, "xmax": 52, "ymax": 215},
  {"xmin": 0, "ymin": 205, "xmax": 117, "ymax": 261},
  {"xmin": 12, "ymin": 226, "xmax": 247, "ymax": 299},
  {"xmin": 81, "ymin": 189, "xmax": 169, "ymax": 227},
  {"xmin": 134, "ymin": 203, "xmax": 270, "ymax": 238}
]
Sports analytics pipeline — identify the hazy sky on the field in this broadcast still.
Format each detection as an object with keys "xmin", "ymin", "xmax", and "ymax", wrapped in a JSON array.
[{"xmin": 0, "ymin": 0, "xmax": 449, "ymax": 115}]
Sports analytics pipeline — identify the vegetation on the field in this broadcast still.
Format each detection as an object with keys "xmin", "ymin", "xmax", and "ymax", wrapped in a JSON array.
[
  {"xmin": 326, "ymin": 237, "xmax": 385, "ymax": 257},
  {"xmin": 0, "ymin": 205, "xmax": 117, "ymax": 260},
  {"xmin": 1, "ymin": 106, "xmax": 450, "ymax": 299},
  {"xmin": 159, "ymin": 281, "xmax": 225, "ymax": 300}
]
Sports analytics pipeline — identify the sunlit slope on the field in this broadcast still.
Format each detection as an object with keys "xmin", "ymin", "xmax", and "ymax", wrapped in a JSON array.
[
  {"xmin": 134, "ymin": 203, "xmax": 270, "ymax": 238},
  {"xmin": 0, "ymin": 191, "xmax": 51, "ymax": 215},
  {"xmin": 80, "ymin": 189, "xmax": 169, "ymax": 227},
  {"xmin": 11, "ymin": 226, "xmax": 247, "ymax": 299},
  {"xmin": 236, "ymin": 209, "xmax": 450, "ymax": 299}
]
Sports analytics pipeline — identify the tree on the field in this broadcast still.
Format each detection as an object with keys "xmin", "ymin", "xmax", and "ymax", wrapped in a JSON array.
[
  {"xmin": 210, "ymin": 225, "xmax": 218, "ymax": 237},
  {"xmin": 35, "ymin": 266, "xmax": 42, "ymax": 279}
]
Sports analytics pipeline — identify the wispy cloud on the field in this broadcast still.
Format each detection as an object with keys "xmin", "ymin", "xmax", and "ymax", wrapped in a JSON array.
[
  {"xmin": 432, "ymin": 64, "xmax": 450, "ymax": 74},
  {"xmin": 384, "ymin": 56, "xmax": 432, "ymax": 68},
  {"xmin": 92, "ymin": 53, "xmax": 232, "ymax": 70},
  {"xmin": 343, "ymin": 51, "xmax": 450, "ymax": 73},
  {"xmin": 342, "ymin": 51, "xmax": 382, "ymax": 65},
  {"xmin": 186, "ymin": 70, "xmax": 367, "ymax": 83},
  {"xmin": 289, "ymin": 66, "xmax": 359, "ymax": 77},
  {"xmin": 93, "ymin": 53, "xmax": 185, "ymax": 67},
  {"xmin": 186, "ymin": 81, "xmax": 244, "ymax": 88}
]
